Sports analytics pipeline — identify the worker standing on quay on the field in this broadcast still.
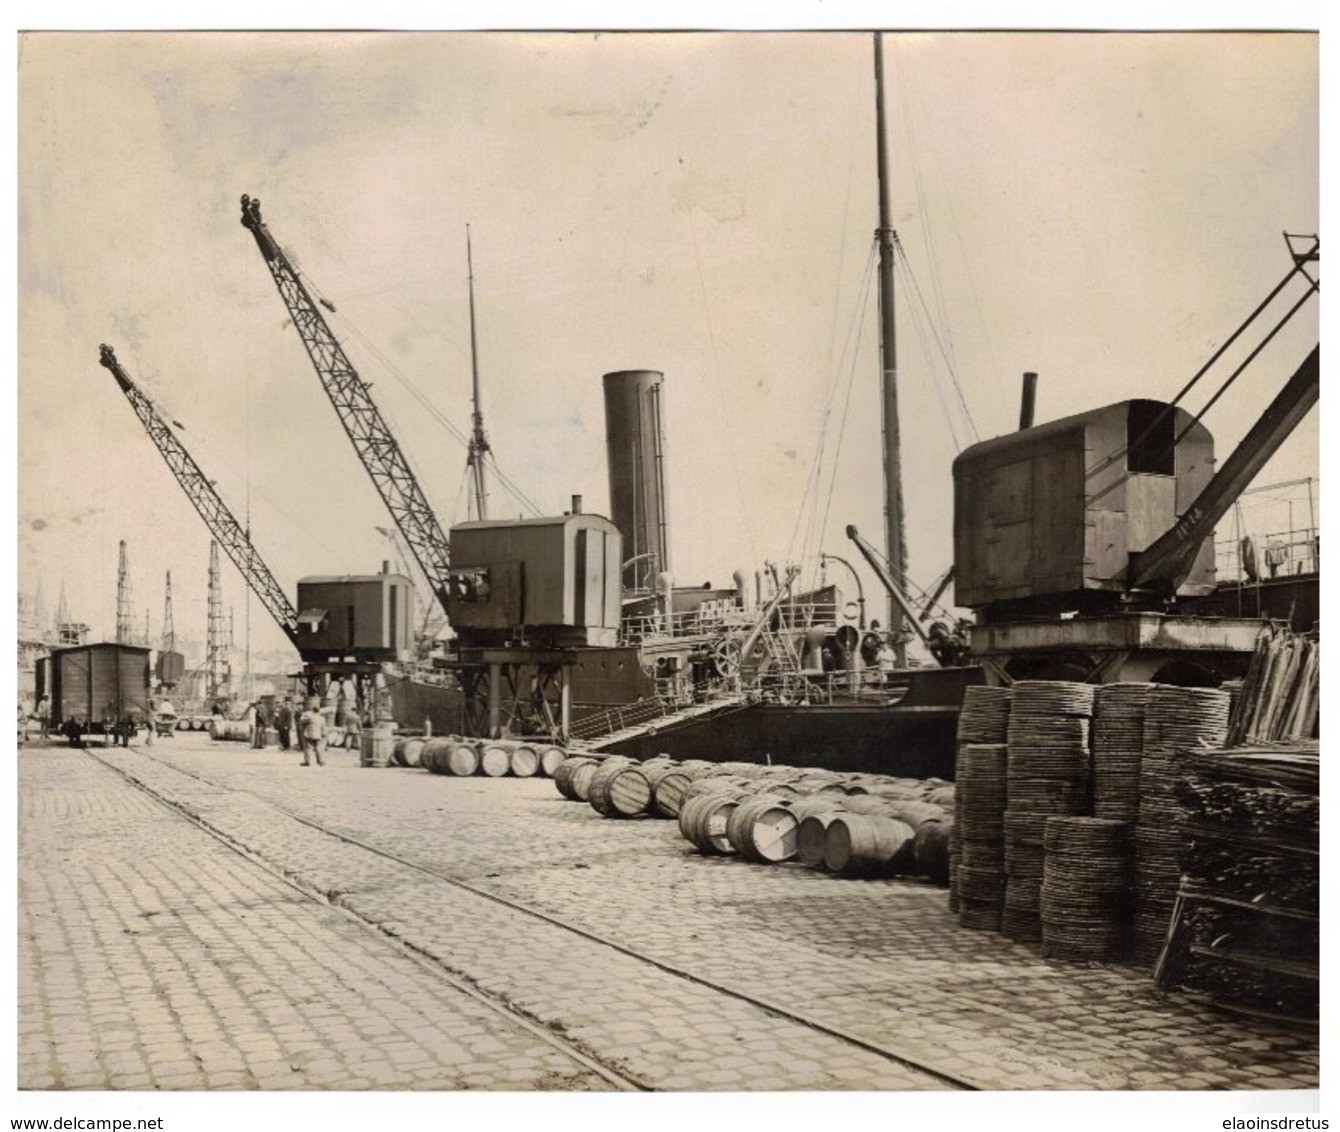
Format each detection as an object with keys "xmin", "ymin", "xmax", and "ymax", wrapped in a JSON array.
[
  {"xmin": 298, "ymin": 698, "xmax": 326, "ymax": 767},
  {"xmin": 343, "ymin": 708, "xmax": 363, "ymax": 751},
  {"xmin": 251, "ymin": 700, "xmax": 271, "ymax": 749},
  {"xmin": 275, "ymin": 698, "xmax": 294, "ymax": 751},
  {"xmin": 36, "ymin": 696, "xmax": 50, "ymax": 740}
]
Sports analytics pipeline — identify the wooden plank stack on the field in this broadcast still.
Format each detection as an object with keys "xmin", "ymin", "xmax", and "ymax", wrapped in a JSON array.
[{"xmin": 1226, "ymin": 629, "xmax": 1320, "ymax": 745}]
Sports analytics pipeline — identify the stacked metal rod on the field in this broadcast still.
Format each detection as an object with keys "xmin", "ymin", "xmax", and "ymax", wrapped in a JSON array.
[
  {"xmin": 1131, "ymin": 686, "xmax": 1231, "ymax": 967},
  {"xmin": 1003, "ymin": 681, "xmax": 1095, "ymax": 942},
  {"xmin": 951, "ymin": 685, "xmax": 1012, "ymax": 930}
]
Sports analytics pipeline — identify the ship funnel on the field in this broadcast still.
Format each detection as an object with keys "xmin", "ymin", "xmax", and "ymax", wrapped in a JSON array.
[
  {"xmin": 732, "ymin": 569, "xmax": 748, "ymax": 608},
  {"xmin": 603, "ymin": 370, "xmax": 669, "ymax": 593}
]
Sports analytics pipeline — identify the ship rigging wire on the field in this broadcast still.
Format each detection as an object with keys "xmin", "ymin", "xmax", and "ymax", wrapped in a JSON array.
[{"xmin": 282, "ymin": 244, "xmax": 542, "ymax": 522}]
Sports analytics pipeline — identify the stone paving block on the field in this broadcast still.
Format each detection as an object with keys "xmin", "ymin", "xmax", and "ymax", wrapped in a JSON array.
[{"xmin": 21, "ymin": 742, "xmax": 1321, "ymax": 1094}]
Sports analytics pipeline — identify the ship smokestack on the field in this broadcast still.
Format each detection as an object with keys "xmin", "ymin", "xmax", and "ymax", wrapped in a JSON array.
[
  {"xmin": 603, "ymin": 370, "xmax": 669, "ymax": 593},
  {"xmin": 571, "ymin": 494, "xmax": 583, "ymax": 515},
  {"xmin": 1019, "ymin": 372, "xmax": 1038, "ymax": 430}
]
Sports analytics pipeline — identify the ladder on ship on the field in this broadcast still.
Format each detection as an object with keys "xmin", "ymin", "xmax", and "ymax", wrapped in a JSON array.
[{"xmin": 567, "ymin": 693, "xmax": 749, "ymax": 752}]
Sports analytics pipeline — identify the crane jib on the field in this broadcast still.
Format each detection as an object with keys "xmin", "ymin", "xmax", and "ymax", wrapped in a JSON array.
[{"xmin": 237, "ymin": 193, "xmax": 455, "ymax": 620}]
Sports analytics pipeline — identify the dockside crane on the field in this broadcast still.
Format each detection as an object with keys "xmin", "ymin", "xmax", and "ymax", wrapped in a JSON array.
[
  {"xmin": 239, "ymin": 195, "xmax": 455, "ymax": 617},
  {"xmin": 97, "ymin": 344, "xmax": 302, "ymax": 650}
]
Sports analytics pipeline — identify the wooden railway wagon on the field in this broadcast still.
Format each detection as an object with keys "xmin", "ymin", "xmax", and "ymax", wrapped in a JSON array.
[{"xmin": 47, "ymin": 642, "xmax": 152, "ymax": 740}]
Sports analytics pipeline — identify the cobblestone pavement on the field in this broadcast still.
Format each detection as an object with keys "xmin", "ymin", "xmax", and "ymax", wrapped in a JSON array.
[
  {"xmin": 17, "ymin": 747, "xmax": 617, "ymax": 1092},
  {"xmin": 18, "ymin": 737, "xmax": 1320, "ymax": 1094}
]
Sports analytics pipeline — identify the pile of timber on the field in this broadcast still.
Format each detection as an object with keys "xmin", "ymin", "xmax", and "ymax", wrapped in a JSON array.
[
  {"xmin": 1225, "ymin": 628, "xmax": 1319, "ymax": 745},
  {"xmin": 1156, "ymin": 740, "xmax": 1319, "ymax": 1026}
]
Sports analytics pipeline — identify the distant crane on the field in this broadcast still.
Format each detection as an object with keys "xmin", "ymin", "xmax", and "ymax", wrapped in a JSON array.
[
  {"xmin": 161, "ymin": 571, "xmax": 175, "ymax": 655},
  {"xmin": 115, "ymin": 540, "xmax": 133, "ymax": 643},
  {"xmin": 239, "ymin": 194, "xmax": 455, "ymax": 617},
  {"xmin": 97, "ymin": 344, "xmax": 301, "ymax": 651},
  {"xmin": 207, "ymin": 543, "xmax": 230, "ymax": 705}
]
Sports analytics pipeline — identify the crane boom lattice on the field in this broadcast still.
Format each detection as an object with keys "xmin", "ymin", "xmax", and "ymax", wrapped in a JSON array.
[
  {"xmin": 97, "ymin": 344, "xmax": 301, "ymax": 647},
  {"xmin": 239, "ymin": 195, "xmax": 454, "ymax": 614}
]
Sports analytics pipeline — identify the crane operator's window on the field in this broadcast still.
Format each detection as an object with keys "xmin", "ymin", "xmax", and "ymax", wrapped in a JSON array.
[
  {"xmin": 1127, "ymin": 400, "xmax": 1176, "ymax": 476},
  {"xmin": 449, "ymin": 569, "xmax": 490, "ymax": 604}
]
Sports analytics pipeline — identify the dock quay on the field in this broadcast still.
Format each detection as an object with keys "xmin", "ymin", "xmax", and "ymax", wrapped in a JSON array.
[{"xmin": 17, "ymin": 734, "xmax": 1318, "ymax": 1100}]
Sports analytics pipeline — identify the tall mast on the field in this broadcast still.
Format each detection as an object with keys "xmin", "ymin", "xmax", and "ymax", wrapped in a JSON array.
[
  {"xmin": 465, "ymin": 225, "xmax": 491, "ymax": 521},
  {"xmin": 874, "ymin": 33, "xmax": 908, "ymax": 667}
]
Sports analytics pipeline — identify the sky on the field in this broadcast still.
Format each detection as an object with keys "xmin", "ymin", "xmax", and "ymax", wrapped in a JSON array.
[{"xmin": 13, "ymin": 14, "xmax": 1321, "ymax": 665}]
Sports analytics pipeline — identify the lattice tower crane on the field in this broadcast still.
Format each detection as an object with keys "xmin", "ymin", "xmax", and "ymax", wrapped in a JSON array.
[
  {"xmin": 239, "ymin": 194, "xmax": 454, "ymax": 617},
  {"xmin": 115, "ymin": 540, "xmax": 133, "ymax": 643},
  {"xmin": 97, "ymin": 345, "xmax": 302, "ymax": 658}
]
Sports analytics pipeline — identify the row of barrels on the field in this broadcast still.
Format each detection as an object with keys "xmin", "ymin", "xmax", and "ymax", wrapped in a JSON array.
[
  {"xmin": 403, "ymin": 735, "xmax": 569, "ymax": 779},
  {"xmin": 175, "ymin": 717, "xmax": 212, "ymax": 731},
  {"xmin": 553, "ymin": 754, "xmax": 954, "ymax": 882}
]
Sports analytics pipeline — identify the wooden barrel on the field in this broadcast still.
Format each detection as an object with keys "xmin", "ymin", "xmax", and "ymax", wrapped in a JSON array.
[
  {"xmin": 739, "ymin": 798, "xmax": 801, "ymax": 864},
  {"xmin": 509, "ymin": 744, "xmax": 540, "ymax": 778},
  {"xmin": 538, "ymin": 746, "xmax": 567, "ymax": 778},
  {"xmin": 402, "ymin": 737, "xmax": 426, "ymax": 768},
  {"xmin": 823, "ymin": 813, "xmax": 917, "ymax": 876},
  {"xmin": 637, "ymin": 760, "xmax": 680, "ymax": 803},
  {"xmin": 726, "ymin": 793, "xmax": 790, "ymax": 859},
  {"xmin": 570, "ymin": 758, "xmax": 610, "ymax": 802},
  {"xmin": 478, "ymin": 742, "xmax": 512, "ymax": 777},
  {"xmin": 650, "ymin": 769, "xmax": 695, "ymax": 817},
  {"xmin": 360, "ymin": 731, "xmax": 394, "ymax": 768},
  {"xmin": 176, "ymin": 718, "xmax": 192, "ymax": 731},
  {"xmin": 788, "ymin": 793, "xmax": 845, "ymax": 825},
  {"xmin": 589, "ymin": 761, "xmax": 653, "ymax": 818},
  {"xmin": 925, "ymin": 785, "xmax": 957, "ymax": 808},
  {"xmin": 392, "ymin": 738, "xmax": 410, "ymax": 767},
  {"xmin": 913, "ymin": 818, "xmax": 953, "ymax": 885},
  {"xmin": 678, "ymin": 790, "xmax": 743, "ymax": 854},
  {"xmin": 796, "ymin": 812, "xmax": 845, "ymax": 868},
  {"xmin": 553, "ymin": 756, "xmax": 596, "ymax": 800},
  {"xmin": 841, "ymin": 794, "xmax": 897, "ymax": 817},
  {"xmin": 878, "ymin": 799, "xmax": 949, "ymax": 829},
  {"xmin": 419, "ymin": 737, "xmax": 453, "ymax": 774},
  {"xmin": 446, "ymin": 741, "xmax": 482, "ymax": 777}
]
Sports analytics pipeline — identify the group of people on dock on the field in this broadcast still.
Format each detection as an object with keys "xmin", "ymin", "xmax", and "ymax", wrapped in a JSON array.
[{"xmin": 247, "ymin": 693, "xmax": 368, "ymax": 766}]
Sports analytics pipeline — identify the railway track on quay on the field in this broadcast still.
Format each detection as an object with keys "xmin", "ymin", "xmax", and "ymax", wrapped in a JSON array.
[{"xmin": 81, "ymin": 743, "xmax": 983, "ymax": 1092}]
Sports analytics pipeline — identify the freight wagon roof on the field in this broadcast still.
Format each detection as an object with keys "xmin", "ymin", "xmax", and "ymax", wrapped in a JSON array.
[
  {"xmin": 297, "ymin": 573, "xmax": 413, "ymax": 585},
  {"xmin": 952, "ymin": 398, "xmax": 1212, "ymax": 472},
  {"xmin": 49, "ymin": 641, "xmax": 151, "ymax": 659}
]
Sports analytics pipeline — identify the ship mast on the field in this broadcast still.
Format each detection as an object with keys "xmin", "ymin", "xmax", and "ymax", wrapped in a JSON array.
[
  {"xmin": 874, "ymin": 34, "xmax": 908, "ymax": 667},
  {"xmin": 465, "ymin": 225, "xmax": 491, "ymax": 521}
]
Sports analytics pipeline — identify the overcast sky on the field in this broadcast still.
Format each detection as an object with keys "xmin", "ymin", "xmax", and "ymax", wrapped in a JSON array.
[{"xmin": 15, "ymin": 22, "xmax": 1319, "ymax": 659}]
